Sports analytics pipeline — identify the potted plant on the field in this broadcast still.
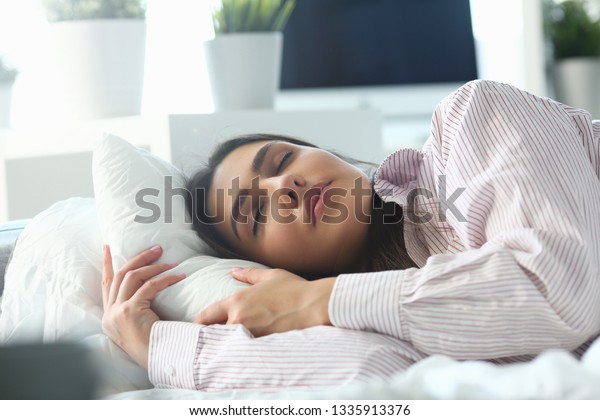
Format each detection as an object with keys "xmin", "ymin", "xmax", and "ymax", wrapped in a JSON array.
[
  {"xmin": 205, "ymin": 0, "xmax": 296, "ymax": 110},
  {"xmin": 0, "ymin": 57, "xmax": 18, "ymax": 127},
  {"xmin": 544, "ymin": 0, "xmax": 600, "ymax": 116},
  {"xmin": 41, "ymin": 0, "xmax": 147, "ymax": 120}
]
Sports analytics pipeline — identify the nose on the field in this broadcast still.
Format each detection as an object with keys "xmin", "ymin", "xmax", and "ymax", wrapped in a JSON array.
[{"xmin": 265, "ymin": 173, "xmax": 306, "ymax": 209}]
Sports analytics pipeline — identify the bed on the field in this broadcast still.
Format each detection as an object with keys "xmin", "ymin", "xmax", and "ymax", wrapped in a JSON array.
[{"xmin": 0, "ymin": 133, "xmax": 599, "ymax": 400}]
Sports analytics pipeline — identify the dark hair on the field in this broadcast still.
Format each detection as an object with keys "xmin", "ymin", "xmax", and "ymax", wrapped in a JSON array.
[
  {"xmin": 363, "ymin": 194, "xmax": 417, "ymax": 272},
  {"xmin": 185, "ymin": 133, "xmax": 416, "ymax": 275}
]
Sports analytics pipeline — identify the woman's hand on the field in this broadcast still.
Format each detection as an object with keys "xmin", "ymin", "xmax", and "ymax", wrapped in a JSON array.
[
  {"xmin": 194, "ymin": 268, "xmax": 335, "ymax": 337},
  {"xmin": 101, "ymin": 244, "xmax": 185, "ymax": 369}
]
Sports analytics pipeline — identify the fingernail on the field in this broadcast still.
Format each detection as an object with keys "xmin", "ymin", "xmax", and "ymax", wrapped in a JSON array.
[
  {"xmin": 102, "ymin": 244, "xmax": 107, "ymax": 254},
  {"xmin": 177, "ymin": 273, "xmax": 186, "ymax": 279},
  {"xmin": 168, "ymin": 262, "xmax": 178, "ymax": 268},
  {"xmin": 231, "ymin": 267, "xmax": 243, "ymax": 272},
  {"xmin": 150, "ymin": 245, "xmax": 161, "ymax": 252}
]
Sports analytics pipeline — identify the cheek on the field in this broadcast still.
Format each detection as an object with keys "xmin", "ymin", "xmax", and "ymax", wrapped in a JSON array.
[
  {"xmin": 263, "ymin": 221, "xmax": 301, "ymax": 253},
  {"xmin": 266, "ymin": 221, "xmax": 336, "ymax": 257},
  {"xmin": 259, "ymin": 222, "xmax": 318, "ymax": 267}
]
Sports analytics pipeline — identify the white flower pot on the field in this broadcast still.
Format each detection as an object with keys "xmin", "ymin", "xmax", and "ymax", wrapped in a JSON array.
[
  {"xmin": 553, "ymin": 57, "xmax": 600, "ymax": 118},
  {"xmin": 204, "ymin": 32, "xmax": 283, "ymax": 110},
  {"xmin": 0, "ymin": 82, "xmax": 14, "ymax": 127},
  {"xmin": 50, "ymin": 20, "xmax": 146, "ymax": 120}
]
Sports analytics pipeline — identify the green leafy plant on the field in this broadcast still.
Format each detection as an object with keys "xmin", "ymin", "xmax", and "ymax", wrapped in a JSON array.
[
  {"xmin": 0, "ymin": 57, "xmax": 18, "ymax": 84},
  {"xmin": 545, "ymin": 0, "xmax": 600, "ymax": 59},
  {"xmin": 41, "ymin": 0, "xmax": 146, "ymax": 22},
  {"xmin": 211, "ymin": 0, "xmax": 296, "ymax": 34}
]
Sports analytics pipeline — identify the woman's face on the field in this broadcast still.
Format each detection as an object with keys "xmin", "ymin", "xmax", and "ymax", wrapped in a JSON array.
[{"xmin": 207, "ymin": 140, "xmax": 373, "ymax": 276}]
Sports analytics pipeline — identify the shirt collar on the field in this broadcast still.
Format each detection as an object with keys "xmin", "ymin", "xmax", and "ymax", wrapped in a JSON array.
[
  {"xmin": 372, "ymin": 148, "xmax": 438, "ymax": 268},
  {"xmin": 373, "ymin": 148, "xmax": 425, "ymax": 206}
]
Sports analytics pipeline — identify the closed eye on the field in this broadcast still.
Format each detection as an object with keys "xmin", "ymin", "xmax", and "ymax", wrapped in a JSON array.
[
  {"xmin": 252, "ymin": 150, "xmax": 292, "ymax": 235},
  {"xmin": 252, "ymin": 198, "xmax": 266, "ymax": 236},
  {"xmin": 276, "ymin": 151, "xmax": 293, "ymax": 174}
]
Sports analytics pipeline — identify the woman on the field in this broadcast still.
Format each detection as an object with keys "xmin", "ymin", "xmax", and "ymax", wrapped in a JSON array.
[{"xmin": 102, "ymin": 80, "xmax": 600, "ymax": 391}]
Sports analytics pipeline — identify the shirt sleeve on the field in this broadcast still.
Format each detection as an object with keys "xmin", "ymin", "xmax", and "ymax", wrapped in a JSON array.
[
  {"xmin": 330, "ymin": 80, "xmax": 600, "ymax": 360},
  {"xmin": 148, "ymin": 321, "xmax": 425, "ymax": 391}
]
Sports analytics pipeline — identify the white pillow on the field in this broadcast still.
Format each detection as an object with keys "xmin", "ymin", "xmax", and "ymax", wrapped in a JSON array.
[{"xmin": 92, "ymin": 133, "xmax": 265, "ymax": 321}]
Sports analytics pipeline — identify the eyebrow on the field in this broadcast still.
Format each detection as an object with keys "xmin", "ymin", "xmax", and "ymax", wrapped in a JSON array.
[
  {"xmin": 251, "ymin": 142, "xmax": 273, "ymax": 173},
  {"xmin": 230, "ymin": 142, "xmax": 273, "ymax": 240}
]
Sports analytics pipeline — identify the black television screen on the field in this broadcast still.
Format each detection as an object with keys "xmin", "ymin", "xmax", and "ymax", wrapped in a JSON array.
[{"xmin": 281, "ymin": 0, "xmax": 478, "ymax": 89}]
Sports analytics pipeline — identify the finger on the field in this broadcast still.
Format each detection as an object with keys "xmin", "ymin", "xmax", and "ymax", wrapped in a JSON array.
[
  {"xmin": 120, "ymin": 245, "xmax": 164, "ymax": 275},
  {"xmin": 131, "ymin": 272, "xmax": 187, "ymax": 306},
  {"xmin": 116, "ymin": 263, "xmax": 179, "ymax": 303},
  {"xmin": 109, "ymin": 245, "xmax": 163, "ymax": 304},
  {"xmin": 102, "ymin": 244, "xmax": 114, "ymax": 308},
  {"xmin": 230, "ymin": 267, "xmax": 268, "ymax": 285},
  {"xmin": 194, "ymin": 301, "xmax": 229, "ymax": 325}
]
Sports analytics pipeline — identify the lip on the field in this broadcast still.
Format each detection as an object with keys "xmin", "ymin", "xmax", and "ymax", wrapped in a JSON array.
[{"xmin": 303, "ymin": 181, "xmax": 331, "ymax": 225}]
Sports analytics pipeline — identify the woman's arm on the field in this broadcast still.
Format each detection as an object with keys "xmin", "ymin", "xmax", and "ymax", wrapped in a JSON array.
[
  {"xmin": 148, "ymin": 321, "xmax": 424, "ymax": 391},
  {"xmin": 330, "ymin": 245, "xmax": 588, "ymax": 360},
  {"xmin": 330, "ymin": 80, "xmax": 600, "ymax": 360}
]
